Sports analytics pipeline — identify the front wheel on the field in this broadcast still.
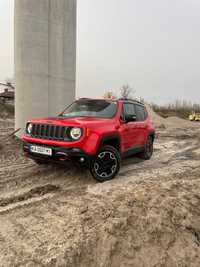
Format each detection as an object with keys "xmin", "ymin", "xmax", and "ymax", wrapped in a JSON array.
[
  {"xmin": 139, "ymin": 136, "xmax": 154, "ymax": 160},
  {"xmin": 90, "ymin": 145, "xmax": 121, "ymax": 182}
]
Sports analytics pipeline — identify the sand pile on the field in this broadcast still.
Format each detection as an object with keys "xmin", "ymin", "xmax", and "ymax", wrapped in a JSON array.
[
  {"xmin": 146, "ymin": 104, "xmax": 166, "ymax": 128},
  {"xmin": 146, "ymin": 104, "xmax": 199, "ymax": 129},
  {"xmin": 166, "ymin": 116, "xmax": 198, "ymax": 128},
  {"xmin": 63, "ymin": 179, "xmax": 200, "ymax": 267}
]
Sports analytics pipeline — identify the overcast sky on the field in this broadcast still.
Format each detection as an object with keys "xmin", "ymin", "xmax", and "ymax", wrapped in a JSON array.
[{"xmin": 0, "ymin": 0, "xmax": 200, "ymax": 104}]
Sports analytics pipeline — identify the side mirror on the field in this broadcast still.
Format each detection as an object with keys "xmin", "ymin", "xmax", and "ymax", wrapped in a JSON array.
[{"xmin": 125, "ymin": 114, "xmax": 137, "ymax": 123}]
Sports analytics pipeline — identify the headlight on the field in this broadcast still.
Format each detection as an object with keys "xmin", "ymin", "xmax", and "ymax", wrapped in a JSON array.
[
  {"xmin": 27, "ymin": 123, "xmax": 33, "ymax": 134},
  {"xmin": 70, "ymin": 127, "xmax": 82, "ymax": 140}
]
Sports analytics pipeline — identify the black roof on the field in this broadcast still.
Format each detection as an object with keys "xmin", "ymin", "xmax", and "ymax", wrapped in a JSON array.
[
  {"xmin": 119, "ymin": 98, "xmax": 144, "ymax": 106},
  {"xmin": 77, "ymin": 97, "xmax": 144, "ymax": 106}
]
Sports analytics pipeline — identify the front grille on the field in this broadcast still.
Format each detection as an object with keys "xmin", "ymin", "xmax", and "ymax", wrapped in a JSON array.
[{"xmin": 30, "ymin": 124, "xmax": 70, "ymax": 141}]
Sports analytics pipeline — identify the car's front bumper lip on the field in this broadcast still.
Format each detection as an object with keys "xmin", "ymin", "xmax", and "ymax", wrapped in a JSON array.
[{"xmin": 23, "ymin": 142, "xmax": 91, "ymax": 165}]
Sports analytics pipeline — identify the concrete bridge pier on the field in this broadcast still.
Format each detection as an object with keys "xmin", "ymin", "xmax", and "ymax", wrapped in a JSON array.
[{"xmin": 15, "ymin": 0, "xmax": 77, "ymax": 136}]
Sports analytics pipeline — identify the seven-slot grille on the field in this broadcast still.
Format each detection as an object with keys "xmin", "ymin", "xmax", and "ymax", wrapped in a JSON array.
[{"xmin": 30, "ymin": 124, "xmax": 70, "ymax": 141}]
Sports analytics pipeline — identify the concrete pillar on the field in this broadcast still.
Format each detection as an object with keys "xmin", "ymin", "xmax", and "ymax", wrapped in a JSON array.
[{"xmin": 15, "ymin": 0, "xmax": 77, "ymax": 136}]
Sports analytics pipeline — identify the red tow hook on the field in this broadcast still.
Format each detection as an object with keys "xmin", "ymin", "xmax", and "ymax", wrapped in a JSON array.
[
  {"xmin": 59, "ymin": 156, "xmax": 70, "ymax": 161},
  {"xmin": 56, "ymin": 152, "xmax": 69, "ymax": 161},
  {"xmin": 59, "ymin": 157, "xmax": 70, "ymax": 161}
]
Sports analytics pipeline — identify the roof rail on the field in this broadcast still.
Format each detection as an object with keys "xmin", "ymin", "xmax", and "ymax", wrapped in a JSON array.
[
  {"xmin": 119, "ymin": 98, "xmax": 144, "ymax": 105},
  {"xmin": 77, "ymin": 97, "xmax": 91, "ymax": 100}
]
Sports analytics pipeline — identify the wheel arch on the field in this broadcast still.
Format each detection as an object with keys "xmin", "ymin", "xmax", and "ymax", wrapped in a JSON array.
[
  {"xmin": 148, "ymin": 132, "xmax": 155, "ymax": 142},
  {"xmin": 100, "ymin": 135, "xmax": 121, "ymax": 152}
]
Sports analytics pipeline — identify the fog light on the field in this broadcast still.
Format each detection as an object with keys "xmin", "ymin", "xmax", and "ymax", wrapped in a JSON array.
[{"xmin": 80, "ymin": 157, "xmax": 85, "ymax": 163}]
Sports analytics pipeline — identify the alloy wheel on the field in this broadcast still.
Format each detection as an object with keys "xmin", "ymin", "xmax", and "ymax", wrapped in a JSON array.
[{"xmin": 93, "ymin": 151, "xmax": 118, "ymax": 179}]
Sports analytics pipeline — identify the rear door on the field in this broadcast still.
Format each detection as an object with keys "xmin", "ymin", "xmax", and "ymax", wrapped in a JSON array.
[{"xmin": 134, "ymin": 104, "xmax": 148, "ymax": 145}]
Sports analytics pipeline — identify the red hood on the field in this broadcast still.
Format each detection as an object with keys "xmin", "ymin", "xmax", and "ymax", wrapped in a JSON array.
[{"xmin": 29, "ymin": 116, "xmax": 114, "ymax": 127}]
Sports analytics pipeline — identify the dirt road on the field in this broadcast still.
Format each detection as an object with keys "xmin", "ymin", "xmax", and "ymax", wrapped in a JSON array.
[{"xmin": 0, "ymin": 118, "xmax": 200, "ymax": 267}]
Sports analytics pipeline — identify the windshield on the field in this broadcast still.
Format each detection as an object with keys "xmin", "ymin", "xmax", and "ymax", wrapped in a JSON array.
[{"xmin": 61, "ymin": 99, "xmax": 118, "ymax": 118}]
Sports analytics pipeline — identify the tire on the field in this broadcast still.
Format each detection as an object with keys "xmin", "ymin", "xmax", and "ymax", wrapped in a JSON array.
[
  {"xmin": 139, "ymin": 136, "xmax": 154, "ymax": 160},
  {"xmin": 90, "ymin": 145, "xmax": 121, "ymax": 182}
]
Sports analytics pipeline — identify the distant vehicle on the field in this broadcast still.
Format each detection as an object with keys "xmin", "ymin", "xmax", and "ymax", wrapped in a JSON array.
[
  {"xmin": 189, "ymin": 112, "xmax": 200, "ymax": 121},
  {"xmin": 22, "ymin": 98, "xmax": 155, "ymax": 182}
]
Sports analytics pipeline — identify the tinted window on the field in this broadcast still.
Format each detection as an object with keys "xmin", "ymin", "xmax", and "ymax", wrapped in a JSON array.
[
  {"xmin": 61, "ymin": 100, "xmax": 118, "ymax": 118},
  {"xmin": 123, "ymin": 103, "xmax": 136, "ymax": 117},
  {"xmin": 135, "ymin": 105, "xmax": 147, "ymax": 121}
]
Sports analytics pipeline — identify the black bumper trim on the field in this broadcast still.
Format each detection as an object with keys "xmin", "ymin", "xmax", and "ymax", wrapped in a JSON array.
[{"xmin": 23, "ymin": 142, "xmax": 91, "ymax": 166}]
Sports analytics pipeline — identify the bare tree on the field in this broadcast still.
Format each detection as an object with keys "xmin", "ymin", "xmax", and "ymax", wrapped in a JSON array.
[
  {"xmin": 152, "ymin": 99, "xmax": 200, "ymax": 119},
  {"xmin": 103, "ymin": 91, "xmax": 117, "ymax": 100},
  {"xmin": 120, "ymin": 84, "xmax": 135, "ymax": 99},
  {"xmin": 5, "ymin": 77, "xmax": 15, "ymax": 89}
]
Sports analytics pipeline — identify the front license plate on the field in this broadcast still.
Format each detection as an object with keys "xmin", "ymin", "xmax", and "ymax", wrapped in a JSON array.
[{"xmin": 30, "ymin": 145, "xmax": 52, "ymax": 156}]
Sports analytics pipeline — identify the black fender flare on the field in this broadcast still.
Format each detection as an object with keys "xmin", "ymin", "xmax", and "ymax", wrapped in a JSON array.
[{"xmin": 98, "ymin": 134, "xmax": 121, "ymax": 152}]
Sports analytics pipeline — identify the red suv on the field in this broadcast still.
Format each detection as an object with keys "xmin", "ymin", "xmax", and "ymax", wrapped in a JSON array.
[{"xmin": 23, "ymin": 98, "xmax": 155, "ymax": 182}]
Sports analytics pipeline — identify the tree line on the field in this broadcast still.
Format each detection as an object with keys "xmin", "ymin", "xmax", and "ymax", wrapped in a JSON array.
[{"xmin": 152, "ymin": 100, "xmax": 200, "ymax": 119}]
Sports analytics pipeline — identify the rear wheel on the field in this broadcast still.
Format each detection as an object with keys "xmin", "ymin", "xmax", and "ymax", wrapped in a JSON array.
[
  {"xmin": 139, "ymin": 136, "xmax": 154, "ymax": 160},
  {"xmin": 90, "ymin": 145, "xmax": 121, "ymax": 182}
]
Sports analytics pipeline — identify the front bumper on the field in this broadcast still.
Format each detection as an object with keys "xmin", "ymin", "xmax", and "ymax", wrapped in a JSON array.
[{"xmin": 23, "ymin": 142, "xmax": 91, "ymax": 166}]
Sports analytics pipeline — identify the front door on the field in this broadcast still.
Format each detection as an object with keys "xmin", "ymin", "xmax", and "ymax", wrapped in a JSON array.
[{"xmin": 119, "ymin": 103, "xmax": 140, "ymax": 152}]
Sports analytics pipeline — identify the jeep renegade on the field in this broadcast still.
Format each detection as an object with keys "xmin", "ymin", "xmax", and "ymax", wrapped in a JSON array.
[{"xmin": 23, "ymin": 98, "xmax": 155, "ymax": 182}]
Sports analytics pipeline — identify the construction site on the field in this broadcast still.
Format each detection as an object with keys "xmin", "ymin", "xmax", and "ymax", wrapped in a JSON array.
[
  {"xmin": 0, "ymin": 104, "xmax": 200, "ymax": 266},
  {"xmin": 0, "ymin": 0, "xmax": 200, "ymax": 266}
]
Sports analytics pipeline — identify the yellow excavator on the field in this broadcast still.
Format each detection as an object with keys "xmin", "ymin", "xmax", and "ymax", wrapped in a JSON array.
[{"xmin": 189, "ymin": 111, "xmax": 200, "ymax": 121}]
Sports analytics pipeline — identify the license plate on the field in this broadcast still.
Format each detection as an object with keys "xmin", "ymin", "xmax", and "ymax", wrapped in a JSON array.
[{"xmin": 30, "ymin": 145, "xmax": 52, "ymax": 156}]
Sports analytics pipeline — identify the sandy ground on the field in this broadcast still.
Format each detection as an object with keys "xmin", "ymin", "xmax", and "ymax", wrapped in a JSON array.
[{"xmin": 0, "ymin": 113, "xmax": 200, "ymax": 267}]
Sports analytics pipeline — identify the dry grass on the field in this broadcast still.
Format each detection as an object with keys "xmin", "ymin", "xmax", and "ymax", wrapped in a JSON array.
[{"xmin": 152, "ymin": 101, "xmax": 200, "ymax": 119}]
